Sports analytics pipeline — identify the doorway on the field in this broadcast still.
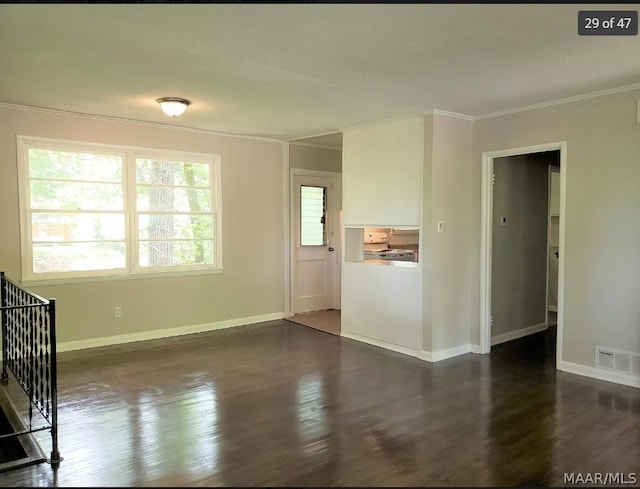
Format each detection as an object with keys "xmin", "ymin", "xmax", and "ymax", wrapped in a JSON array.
[
  {"xmin": 288, "ymin": 169, "xmax": 342, "ymax": 335},
  {"xmin": 480, "ymin": 142, "xmax": 566, "ymax": 367}
]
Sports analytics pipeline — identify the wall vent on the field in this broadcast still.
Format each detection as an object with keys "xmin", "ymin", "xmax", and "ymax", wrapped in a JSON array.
[{"xmin": 596, "ymin": 346, "xmax": 640, "ymax": 377}]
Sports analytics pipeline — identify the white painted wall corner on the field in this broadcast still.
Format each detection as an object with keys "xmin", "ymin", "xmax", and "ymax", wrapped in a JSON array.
[
  {"xmin": 420, "ymin": 344, "xmax": 474, "ymax": 363},
  {"xmin": 340, "ymin": 332, "xmax": 421, "ymax": 359}
]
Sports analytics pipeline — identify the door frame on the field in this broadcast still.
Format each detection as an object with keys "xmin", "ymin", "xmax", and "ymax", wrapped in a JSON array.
[
  {"xmin": 480, "ymin": 141, "xmax": 567, "ymax": 368},
  {"xmin": 289, "ymin": 168, "xmax": 342, "ymax": 315},
  {"xmin": 546, "ymin": 165, "xmax": 561, "ymax": 318}
]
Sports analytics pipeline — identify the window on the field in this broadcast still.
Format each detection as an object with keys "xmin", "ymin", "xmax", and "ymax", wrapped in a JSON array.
[
  {"xmin": 300, "ymin": 185, "xmax": 326, "ymax": 246},
  {"xmin": 18, "ymin": 137, "xmax": 222, "ymax": 282}
]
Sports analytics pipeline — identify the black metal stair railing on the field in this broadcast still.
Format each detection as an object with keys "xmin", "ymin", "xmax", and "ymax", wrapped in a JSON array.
[{"xmin": 0, "ymin": 271, "xmax": 61, "ymax": 468}]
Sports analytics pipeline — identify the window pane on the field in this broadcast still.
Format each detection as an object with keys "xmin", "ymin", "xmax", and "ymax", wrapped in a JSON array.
[
  {"xmin": 136, "ymin": 186, "xmax": 211, "ymax": 212},
  {"xmin": 33, "ymin": 242, "xmax": 126, "ymax": 273},
  {"xmin": 300, "ymin": 186, "xmax": 326, "ymax": 246},
  {"xmin": 32, "ymin": 213, "xmax": 125, "ymax": 241},
  {"xmin": 29, "ymin": 148, "xmax": 122, "ymax": 182},
  {"xmin": 138, "ymin": 214, "xmax": 213, "ymax": 240},
  {"xmin": 30, "ymin": 181, "xmax": 124, "ymax": 211},
  {"xmin": 136, "ymin": 159, "xmax": 210, "ymax": 187},
  {"xmin": 139, "ymin": 240, "xmax": 214, "ymax": 267}
]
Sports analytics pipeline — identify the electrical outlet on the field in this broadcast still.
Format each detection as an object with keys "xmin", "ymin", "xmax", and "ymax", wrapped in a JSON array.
[
  {"xmin": 114, "ymin": 307, "xmax": 122, "ymax": 318},
  {"xmin": 500, "ymin": 216, "xmax": 508, "ymax": 227},
  {"xmin": 437, "ymin": 221, "xmax": 444, "ymax": 233}
]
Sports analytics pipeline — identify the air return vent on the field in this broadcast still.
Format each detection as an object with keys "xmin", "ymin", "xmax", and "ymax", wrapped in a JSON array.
[
  {"xmin": 598, "ymin": 349, "xmax": 614, "ymax": 369},
  {"xmin": 596, "ymin": 346, "xmax": 640, "ymax": 377}
]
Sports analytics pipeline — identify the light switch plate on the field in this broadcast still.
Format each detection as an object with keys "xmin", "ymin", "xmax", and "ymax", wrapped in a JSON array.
[{"xmin": 437, "ymin": 221, "xmax": 444, "ymax": 233}]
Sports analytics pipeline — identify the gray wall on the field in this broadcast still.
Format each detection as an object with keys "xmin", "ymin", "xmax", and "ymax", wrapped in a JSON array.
[
  {"xmin": 428, "ymin": 114, "xmax": 474, "ymax": 352},
  {"xmin": 491, "ymin": 152, "xmax": 556, "ymax": 338},
  {"xmin": 421, "ymin": 115, "xmax": 434, "ymax": 352},
  {"xmin": 471, "ymin": 88, "xmax": 640, "ymax": 367},
  {"xmin": 289, "ymin": 143, "xmax": 342, "ymax": 172},
  {"xmin": 0, "ymin": 105, "xmax": 285, "ymax": 344}
]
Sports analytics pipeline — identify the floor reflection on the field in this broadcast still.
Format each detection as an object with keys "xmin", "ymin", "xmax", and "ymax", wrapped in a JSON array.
[{"xmin": 3, "ymin": 321, "xmax": 640, "ymax": 487}]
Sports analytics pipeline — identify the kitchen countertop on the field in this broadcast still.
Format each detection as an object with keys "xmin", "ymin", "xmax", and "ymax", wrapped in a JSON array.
[{"xmin": 362, "ymin": 259, "xmax": 418, "ymax": 268}]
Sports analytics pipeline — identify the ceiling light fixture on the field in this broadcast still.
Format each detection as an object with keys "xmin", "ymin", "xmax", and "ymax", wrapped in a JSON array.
[{"xmin": 156, "ymin": 97, "xmax": 191, "ymax": 117}]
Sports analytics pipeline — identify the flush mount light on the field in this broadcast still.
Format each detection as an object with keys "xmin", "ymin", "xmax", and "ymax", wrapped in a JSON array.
[{"xmin": 156, "ymin": 97, "xmax": 191, "ymax": 117}]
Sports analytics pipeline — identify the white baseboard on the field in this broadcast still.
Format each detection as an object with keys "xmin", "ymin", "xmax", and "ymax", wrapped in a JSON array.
[
  {"xmin": 58, "ymin": 312, "xmax": 285, "ymax": 353},
  {"xmin": 491, "ymin": 322, "xmax": 547, "ymax": 346},
  {"xmin": 558, "ymin": 361, "xmax": 640, "ymax": 389},
  {"xmin": 341, "ymin": 331, "xmax": 477, "ymax": 364},
  {"xmin": 340, "ymin": 332, "xmax": 421, "ymax": 359},
  {"xmin": 470, "ymin": 344, "xmax": 482, "ymax": 354},
  {"xmin": 421, "ymin": 344, "xmax": 473, "ymax": 362}
]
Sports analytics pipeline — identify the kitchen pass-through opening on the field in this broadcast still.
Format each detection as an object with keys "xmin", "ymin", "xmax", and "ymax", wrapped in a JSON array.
[{"xmin": 344, "ymin": 227, "xmax": 419, "ymax": 267}]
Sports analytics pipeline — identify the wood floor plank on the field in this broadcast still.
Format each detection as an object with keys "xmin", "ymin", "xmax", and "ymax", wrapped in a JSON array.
[{"xmin": 1, "ymin": 320, "xmax": 639, "ymax": 487}]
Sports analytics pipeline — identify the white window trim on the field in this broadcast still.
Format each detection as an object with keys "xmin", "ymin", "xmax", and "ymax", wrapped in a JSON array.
[{"xmin": 17, "ymin": 135, "xmax": 223, "ymax": 285}]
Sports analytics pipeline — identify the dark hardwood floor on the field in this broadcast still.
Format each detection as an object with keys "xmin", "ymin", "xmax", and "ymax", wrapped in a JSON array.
[{"xmin": 2, "ymin": 320, "xmax": 639, "ymax": 487}]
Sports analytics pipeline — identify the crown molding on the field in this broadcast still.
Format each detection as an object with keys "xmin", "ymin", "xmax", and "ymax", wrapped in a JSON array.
[
  {"xmin": 431, "ymin": 109, "xmax": 475, "ymax": 121},
  {"xmin": 4, "ymin": 80, "xmax": 640, "ymax": 143},
  {"xmin": 340, "ymin": 112, "xmax": 424, "ymax": 133},
  {"xmin": 289, "ymin": 141, "xmax": 342, "ymax": 151},
  {"xmin": 0, "ymin": 102, "xmax": 283, "ymax": 143},
  {"xmin": 288, "ymin": 128, "xmax": 341, "ymax": 141},
  {"xmin": 474, "ymin": 82, "xmax": 640, "ymax": 121}
]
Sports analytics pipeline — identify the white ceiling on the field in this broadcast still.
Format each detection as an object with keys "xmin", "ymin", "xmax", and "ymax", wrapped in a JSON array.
[{"xmin": 1, "ymin": 4, "xmax": 639, "ymax": 140}]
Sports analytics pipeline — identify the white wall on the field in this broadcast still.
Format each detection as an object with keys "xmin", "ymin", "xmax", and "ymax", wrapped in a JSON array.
[
  {"xmin": 0, "ymin": 105, "xmax": 286, "ymax": 344},
  {"xmin": 342, "ymin": 116, "xmax": 423, "ymax": 352},
  {"xmin": 343, "ymin": 116, "xmax": 423, "ymax": 227},
  {"xmin": 471, "ymin": 89, "xmax": 640, "ymax": 368},
  {"xmin": 342, "ymin": 264, "xmax": 422, "ymax": 350}
]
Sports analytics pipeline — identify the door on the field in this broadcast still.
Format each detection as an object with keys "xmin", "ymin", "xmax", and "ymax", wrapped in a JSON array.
[{"xmin": 293, "ymin": 172, "xmax": 339, "ymax": 313}]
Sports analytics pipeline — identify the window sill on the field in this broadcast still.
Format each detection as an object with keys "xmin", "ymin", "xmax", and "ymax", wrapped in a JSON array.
[{"xmin": 21, "ymin": 267, "xmax": 224, "ymax": 287}]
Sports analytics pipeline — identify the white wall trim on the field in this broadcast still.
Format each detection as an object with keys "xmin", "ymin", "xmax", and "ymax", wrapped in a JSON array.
[
  {"xmin": 470, "ymin": 344, "xmax": 481, "ymax": 354},
  {"xmin": 0, "ymin": 102, "xmax": 282, "ymax": 143},
  {"xmin": 491, "ymin": 322, "xmax": 548, "ymax": 346},
  {"xmin": 431, "ymin": 109, "xmax": 475, "ymax": 121},
  {"xmin": 474, "ymin": 82, "xmax": 640, "ymax": 121},
  {"xmin": 58, "ymin": 312, "xmax": 285, "ymax": 353},
  {"xmin": 340, "ymin": 113, "xmax": 424, "ymax": 134},
  {"xmin": 341, "ymin": 332, "xmax": 420, "ymax": 359},
  {"xmin": 420, "ymin": 344, "xmax": 473, "ymax": 362},
  {"xmin": 290, "ymin": 168, "xmax": 342, "ymax": 178},
  {"xmin": 288, "ymin": 129, "xmax": 342, "ymax": 142},
  {"xmin": 340, "ymin": 333, "xmax": 476, "ymax": 363},
  {"xmin": 5, "ymin": 82, "xmax": 640, "ymax": 146},
  {"xmin": 282, "ymin": 142, "xmax": 293, "ymax": 317},
  {"xmin": 480, "ymin": 142, "xmax": 567, "ymax": 360},
  {"xmin": 558, "ymin": 361, "xmax": 640, "ymax": 390},
  {"xmin": 288, "ymin": 141, "xmax": 342, "ymax": 151}
]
